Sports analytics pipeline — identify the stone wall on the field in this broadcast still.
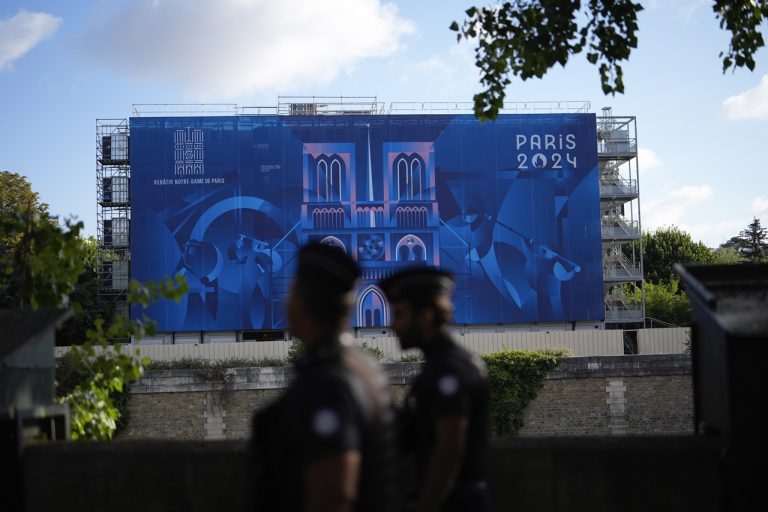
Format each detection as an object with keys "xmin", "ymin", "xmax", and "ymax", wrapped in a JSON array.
[
  {"xmin": 125, "ymin": 392, "xmax": 205, "ymax": 440},
  {"xmin": 520, "ymin": 355, "xmax": 693, "ymax": 436},
  {"xmin": 121, "ymin": 354, "xmax": 693, "ymax": 440}
]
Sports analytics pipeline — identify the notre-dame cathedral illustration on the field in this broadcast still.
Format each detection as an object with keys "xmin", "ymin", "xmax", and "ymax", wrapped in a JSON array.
[{"xmin": 300, "ymin": 134, "xmax": 440, "ymax": 327}]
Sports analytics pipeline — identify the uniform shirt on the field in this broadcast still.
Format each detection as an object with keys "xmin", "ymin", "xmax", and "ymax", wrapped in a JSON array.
[
  {"xmin": 251, "ymin": 342, "xmax": 397, "ymax": 512},
  {"xmin": 400, "ymin": 334, "xmax": 490, "ymax": 492}
]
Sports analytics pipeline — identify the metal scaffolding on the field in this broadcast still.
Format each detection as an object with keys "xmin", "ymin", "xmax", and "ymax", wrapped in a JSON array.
[
  {"xmin": 597, "ymin": 108, "xmax": 644, "ymax": 327},
  {"xmin": 96, "ymin": 119, "xmax": 130, "ymax": 319},
  {"xmin": 96, "ymin": 100, "xmax": 644, "ymax": 333}
]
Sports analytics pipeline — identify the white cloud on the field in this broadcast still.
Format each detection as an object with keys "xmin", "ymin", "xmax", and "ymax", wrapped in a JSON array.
[
  {"xmin": 643, "ymin": 184, "xmax": 713, "ymax": 231},
  {"xmin": 752, "ymin": 197, "xmax": 768, "ymax": 216},
  {"xmin": 638, "ymin": 147, "xmax": 662, "ymax": 171},
  {"xmin": 721, "ymin": 74, "xmax": 768, "ymax": 120},
  {"xmin": 641, "ymin": 185, "xmax": 764, "ymax": 246},
  {"xmin": 646, "ymin": 1, "xmax": 708, "ymax": 21},
  {"xmin": 395, "ymin": 40, "xmax": 481, "ymax": 103},
  {"xmin": 82, "ymin": 0, "xmax": 415, "ymax": 98},
  {"xmin": 0, "ymin": 10, "xmax": 62, "ymax": 71},
  {"xmin": 681, "ymin": 219, "xmax": 744, "ymax": 247}
]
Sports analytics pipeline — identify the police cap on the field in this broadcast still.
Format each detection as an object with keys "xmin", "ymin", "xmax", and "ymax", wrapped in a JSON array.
[
  {"xmin": 378, "ymin": 267, "xmax": 454, "ymax": 304},
  {"xmin": 296, "ymin": 242, "xmax": 361, "ymax": 295}
]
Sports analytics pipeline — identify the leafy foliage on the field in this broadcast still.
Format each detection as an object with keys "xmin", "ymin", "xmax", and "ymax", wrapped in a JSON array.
[
  {"xmin": 451, "ymin": 1, "xmax": 643, "ymax": 120},
  {"xmin": 0, "ymin": 171, "xmax": 49, "ymax": 250},
  {"xmin": 640, "ymin": 226, "xmax": 715, "ymax": 285},
  {"xmin": 399, "ymin": 352, "xmax": 425, "ymax": 363},
  {"xmin": 0, "ymin": 213, "xmax": 86, "ymax": 310},
  {"xmin": 56, "ymin": 277, "xmax": 188, "ymax": 441},
  {"xmin": 125, "ymin": 276, "xmax": 190, "ymax": 338},
  {"xmin": 286, "ymin": 339, "xmax": 385, "ymax": 363},
  {"xmin": 627, "ymin": 226, "xmax": 718, "ymax": 326},
  {"xmin": 360, "ymin": 341, "xmax": 385, "ymax": 360},
  {"xmin": 0, "ymin": 172, "xmax": 190, "ymax": 440},
  {"xmin": 481, "ymin": 348, "xmax": 567, "ymax": 436},
  {"xmin": 710, "ymin": 246, "xmax": 745, "ymax": 264},
  {"xmin": 0, "ymin": 172, "xmax": 67, "ymax": 310},
  {"xmin": 629, "ymin": 280, "xmax": 692, "ymax": 327},
  {"xmin": 146, "ymin": 357, "xmax": 284, "ymax": 370},
  {"xmin": 451, "ymin": 1, "xmax": 768, "ymax": 120},
  {"xmin": 287, "ymin": 339, "xmax": 305, "ymax": 364},
  {"xmin": 714, "ymin": 0, "xmax": 768, "ymax": 72},
  {"xmin": 630, "ymin": 223, "xmax": 768, "ymax": 326},
  {"xmin": 56, "ymin": 342, "xmax": 146, "ymax": 440},
  {"xmin": 56, "ymin": 236, "xmax": 116, "ymax": 346}
]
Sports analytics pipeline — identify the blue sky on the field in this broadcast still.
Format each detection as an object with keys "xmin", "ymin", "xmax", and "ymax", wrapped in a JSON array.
[{"xmin": 1, "ymin": 0, "xmax": 766, "ymax": 247}]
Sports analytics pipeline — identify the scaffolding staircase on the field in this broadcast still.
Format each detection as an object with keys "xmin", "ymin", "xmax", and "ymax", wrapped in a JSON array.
[
  {"xmin": 603, "ymin": 249, "xmax": 642, "ymax": 281},
  {"xmin": 598, "ymin": 110, "xmax": 644, "ymax": 326}
]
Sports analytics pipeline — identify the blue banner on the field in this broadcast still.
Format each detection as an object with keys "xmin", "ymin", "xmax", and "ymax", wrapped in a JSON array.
[{"xmin": 130, "ymin": 114, "xmax": 603, "ymax": 330}]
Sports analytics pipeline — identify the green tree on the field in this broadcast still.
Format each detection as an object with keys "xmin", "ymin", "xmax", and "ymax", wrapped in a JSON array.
[
  {"xmin": 630, "ymin": 280, "xmax": 692, "ymax": 327},
  {"xmin": 0, "ymin": 171, "xmax": 51, "ymax": 281},
  {"xmin": 0, "ymin": 173, "xmax": 108, "ymax": 342},
  {"xmin": 0, "ymin": 213, "xmax": 86, "ymax": 310},
  {"xmin": 0, "ymin": 172, "xmax": 67, "ymax": 310},
  {"xmin": 0, "ymin": 176, "xmax": 188, "ymax": 440},
  {"xmin": 640, "ymin": 226, "xmax": 715, "ymax": 285},
  {"xmin": 57, "ymin": 277, "xmax": 188, "ymax": 440},
  {"xmin": 721, "ymin": 217, "xmax": 768, "ymax": 261},
  {"xmin": 56, "ymin": 235, "xmax": 116, "ymax": 346},
  {"xmin": 0, "ymin": 171, "xmax": 49, "ymax": 218},
  {"xmin": 711, "ymin": 246, "xmax": 744, "ymax": 264},
  {"xmin": 451, "ymin": 1, "xmax": 768, "ymax": 119}
]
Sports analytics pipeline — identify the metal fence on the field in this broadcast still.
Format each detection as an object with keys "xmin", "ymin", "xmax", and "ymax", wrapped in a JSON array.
[
  {"xmin": 55, "ymin": 328, "xmax": 690, "ymax": 363},
  {"xmin": 638, "ymin": 328, "xmax": 690, "ymax": 355}
]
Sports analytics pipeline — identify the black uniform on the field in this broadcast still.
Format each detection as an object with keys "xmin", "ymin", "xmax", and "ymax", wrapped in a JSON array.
[
  {"xmin": 251, "ymin": 342, "xmax": 397, "ymax": 512},
  {"xmin": 399, "ymin": 333, "xmax": 490, "ymax": 512}
]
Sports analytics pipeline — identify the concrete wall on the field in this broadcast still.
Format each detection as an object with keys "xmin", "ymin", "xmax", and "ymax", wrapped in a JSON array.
[{"xmin": 121, "ymin": 354, "xmax": 693, "ymax": 440}]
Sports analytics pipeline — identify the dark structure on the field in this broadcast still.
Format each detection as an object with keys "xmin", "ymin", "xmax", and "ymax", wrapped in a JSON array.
[
  {"xmin": 22, "ymin": 437, "xmax": 723, "ymax": 512},
  {"xmin": 0, "ymin": 309, "xmax": 71, "ymax": 511},
  {"xmin": 676, "ymin": 263, "xmax": 768, "ymax": 511}
]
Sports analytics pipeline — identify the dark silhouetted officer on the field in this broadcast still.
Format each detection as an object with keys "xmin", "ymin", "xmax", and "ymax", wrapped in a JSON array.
[
  {"xmin": 379, "ymin": 267, "xmax": 490, "ymax": 512},
  {"xmin": 251, "ymin": 243, "xmax": 397, "ymax": 512}
]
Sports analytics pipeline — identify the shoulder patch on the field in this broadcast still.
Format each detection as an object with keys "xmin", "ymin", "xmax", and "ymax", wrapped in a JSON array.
[
  {"xmin": 312, "ymin": 408, "xmax": 341, "ymax": 437},
  {"xmin": 438, "ymin": 374, "xmax": 460, "ymax": 396},
  {"xmin": 471, "ymin": 353, "xmax": 489, "ymax": 378}
]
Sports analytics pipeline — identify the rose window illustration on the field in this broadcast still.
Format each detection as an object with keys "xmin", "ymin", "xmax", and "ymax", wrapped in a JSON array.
[{"xmin": 358, "ymin": 234, "xmax": 385, "ymax": 261}]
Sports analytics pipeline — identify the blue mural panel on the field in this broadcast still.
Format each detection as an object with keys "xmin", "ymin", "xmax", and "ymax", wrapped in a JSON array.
[{"xmin": 130, "ymin": 114, "xmax": 603, "ymax": 330}]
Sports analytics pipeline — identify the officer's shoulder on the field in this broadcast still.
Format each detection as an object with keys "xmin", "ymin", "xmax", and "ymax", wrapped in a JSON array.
[
  {"xmin": 443, "ymin": 342, "xmax": 476, "ymax": 366},
  {"xmin": 468, "ymin": 352, "xmax": 489, "ymax": 379},
  {"xmin": 302, "ymin": 347, "xmax": 383, "ymax": 389},
  {"xmin": 443, "ymin": 345, "xmax": 488, "ymax": 380},
  {"xmin": 294, "ymin": 363, "xmax": 348, "ymax": 394},
  {"xmin": 344, "ymin": 345, "xmax": 384, "ymax": 371}
]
